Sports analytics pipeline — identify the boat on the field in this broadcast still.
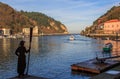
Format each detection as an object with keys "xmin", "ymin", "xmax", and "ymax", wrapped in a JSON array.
[
  {"xmin": 69, "ymin": 35, "xmax": 74, "ymax": 40},
  {"xmin": 102, "ymin": 43, "xmax": 113, "ymax": 53}
]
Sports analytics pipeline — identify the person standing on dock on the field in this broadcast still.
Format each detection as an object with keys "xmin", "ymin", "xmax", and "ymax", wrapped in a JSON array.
[{"xmin": 15, "ymin": 40, "xmax": 30, "ymax": 77}]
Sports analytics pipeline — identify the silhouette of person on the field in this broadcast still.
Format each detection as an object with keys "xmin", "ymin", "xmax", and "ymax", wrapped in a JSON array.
[{"xmin": 15, "ymin": 40, "xmax": 30, "ymax": 77}]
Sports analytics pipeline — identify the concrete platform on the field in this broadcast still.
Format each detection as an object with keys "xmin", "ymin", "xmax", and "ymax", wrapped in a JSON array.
[
  {"xmin": 90, "ymin": 71, "xmax": 120, "ymax": 79},
  {"xmin": 71, "ymin": 58, "xmax": 120, "ymax": 74},
  {"xmin": 9, "ymin": 75, "xmax": 48, "ymax": 79},
  {"xmin": 90, "ymin": 65, "xmax": 120, "ymax": 79}
]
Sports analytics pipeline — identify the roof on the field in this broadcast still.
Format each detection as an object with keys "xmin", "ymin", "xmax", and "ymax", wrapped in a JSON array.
[{"xmin": 105, "ymin": 19, "xmax": 120, "ymax": 23}]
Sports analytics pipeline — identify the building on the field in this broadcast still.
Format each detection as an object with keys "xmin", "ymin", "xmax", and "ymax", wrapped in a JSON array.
[
  {"xmin": 104, "ymin": 19, "xmax": 120, "ymax": 34},
  {"xmin": 23, "ymin": 26, "xmax": 39, "ymax": 36},
  {"xmin": 95, "ymin": 23, "xmax": 104, "ymax": 34},
  {"xmin": 0, "ymin": 28, "xmax": 12, "ymax": 36}
]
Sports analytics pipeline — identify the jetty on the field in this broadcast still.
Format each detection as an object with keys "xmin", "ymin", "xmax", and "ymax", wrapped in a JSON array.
[{"xmin": 71, "ymin": 58, "xmax": 120, "ymax": 74}]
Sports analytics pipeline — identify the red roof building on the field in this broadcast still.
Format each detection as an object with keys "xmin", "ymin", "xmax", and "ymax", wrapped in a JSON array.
[{"xmin": 104, "ymin": 19, "xmax": 120, "ymax": 34}]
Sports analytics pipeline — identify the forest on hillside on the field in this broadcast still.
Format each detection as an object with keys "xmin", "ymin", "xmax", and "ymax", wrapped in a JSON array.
[
  {"xmin": 21, "ymin": 11, "xmax": 66, "ymax": 33},
  {"xmin": 93, "ymin": 6, "xmax": 120, "ymax": 24},
  {"xmin": 0, "ymin": 2, "xmax": 68, "ymax": 34},
  {"xmin": 81, "ymin": 5, "xmax": 120, "ymax": 35}
]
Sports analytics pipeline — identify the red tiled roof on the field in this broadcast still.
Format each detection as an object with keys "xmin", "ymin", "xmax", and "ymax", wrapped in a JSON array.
[{"xmin": 105, "ymin": 19, "xmax": 120, "ymax": 23}]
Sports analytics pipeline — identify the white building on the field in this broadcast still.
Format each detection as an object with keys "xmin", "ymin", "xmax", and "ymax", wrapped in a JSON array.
[
  {"xmin": 23, "ymin": 26, "xmax": 39, "ymax": 36},
  {"xmin": 0, "ymin": 28, "xmax": 11, "ymax": 36}
]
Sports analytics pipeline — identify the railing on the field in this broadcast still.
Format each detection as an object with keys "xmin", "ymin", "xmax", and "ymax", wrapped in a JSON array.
[{"xmin": 86, "ymin": 34, "xmax": 119, "ymax": 37}]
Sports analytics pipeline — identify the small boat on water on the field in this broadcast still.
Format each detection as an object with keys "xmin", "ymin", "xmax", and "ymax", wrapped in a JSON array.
[
  {"xmin": 69, "ymin": 35, "xmax": 74, "ymax": 40},
  {"xmin": 103, "ymin": 43, "xmax": 113, "ymax": 52}
]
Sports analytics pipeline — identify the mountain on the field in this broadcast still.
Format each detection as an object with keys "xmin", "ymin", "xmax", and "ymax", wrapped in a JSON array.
[
  {"xmin": 0, "ymin": 2, "xmax": 68, "ymax": 34},
  {"xmin": 81, "ymin": 5, "xmax": 120, "ymax": 35}
]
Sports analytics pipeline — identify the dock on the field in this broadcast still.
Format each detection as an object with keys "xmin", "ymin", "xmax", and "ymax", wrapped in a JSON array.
[
  {"xmin": 9, "ymin": 75, "xmax": 48, "ymax": 79},
  {"xmin": 71, "ymin": 58, "xmax": 120, "ymax": 74}
]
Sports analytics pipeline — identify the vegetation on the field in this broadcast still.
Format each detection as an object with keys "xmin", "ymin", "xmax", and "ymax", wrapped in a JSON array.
[
  {"xmin": 81, "ymin": 5, "xmax": 120, "ymax": 35},
  {"xmin": 93, "ymin": 6, "xmax": 120, "ymax": 24},
  {"xmin": 21, "ymin": 11, "xmax": 67, "ymax": 33},
  {"xmin": 0, "ymin": 2, "xmax": 68, "ymax": 34}
]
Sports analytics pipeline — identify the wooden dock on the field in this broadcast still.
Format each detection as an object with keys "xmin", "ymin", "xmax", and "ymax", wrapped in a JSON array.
[
  {"xmin": 71, "ymin": 58, "xmax": 120, "ymax": 74},
  {"xmin": 9, "ymin": 75, "xmax": 48, "ymax": 79}
]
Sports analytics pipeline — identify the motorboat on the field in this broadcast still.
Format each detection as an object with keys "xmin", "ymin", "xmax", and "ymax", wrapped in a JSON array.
[{"xmin": 69, "ymin": 35, "xmax": 74, "ymax": 41}]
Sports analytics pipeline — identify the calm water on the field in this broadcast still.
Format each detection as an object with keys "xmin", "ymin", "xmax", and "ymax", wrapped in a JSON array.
[{"xmin": 0, "ymin": 34, "xmax": 120, "ymax": 79}]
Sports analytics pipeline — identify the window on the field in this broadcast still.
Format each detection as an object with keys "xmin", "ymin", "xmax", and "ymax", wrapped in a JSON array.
[
  {"xmin": 112, "ymin": 25, "xmax": 114, "ymax": 27},
  {"xmin": 117, "ymin": 24, "xmax": 119, "ymax": 27}
]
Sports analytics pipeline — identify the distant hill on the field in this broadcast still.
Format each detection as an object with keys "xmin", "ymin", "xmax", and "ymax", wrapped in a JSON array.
[
  {"xmin": 81, "ymin": 5, "xmax": 120, "ymax": 35},
  {"xmin": 0, "ymin": 2, "xmax": 68, "ymax": 34}
]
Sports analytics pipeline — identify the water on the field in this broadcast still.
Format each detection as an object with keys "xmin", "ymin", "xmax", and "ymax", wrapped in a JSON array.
[{"xmin": 0, "ymin": 34, "xmax": 119, "ymax": 79}]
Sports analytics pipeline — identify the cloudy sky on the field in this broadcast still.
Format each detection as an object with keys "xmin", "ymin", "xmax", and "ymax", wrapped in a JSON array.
[{"xmin": 0, "ymin": 0, "xmax": 120, "ymax": 33}]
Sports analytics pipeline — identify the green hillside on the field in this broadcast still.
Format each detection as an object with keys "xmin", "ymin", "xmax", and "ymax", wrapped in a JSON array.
[{"xmin": 81, "ymin": 5, "xmax": 120, "ymax": 35}]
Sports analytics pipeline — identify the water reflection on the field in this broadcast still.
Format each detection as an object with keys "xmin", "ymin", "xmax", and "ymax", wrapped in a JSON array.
[
  {"xmin": 93, "ymin": 39, "xmax": 120, "ymax": 61},
  {"xmin": 102, "ymin": 40, "xmax": 120, "ymax": 56},
  {"xmin": 1, "ymin": 35, "xmax": 120, "ymax": 79}
]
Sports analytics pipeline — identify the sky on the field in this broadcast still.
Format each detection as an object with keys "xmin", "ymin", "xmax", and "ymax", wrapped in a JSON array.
[{"xmin": 0, "ymin": 0, "xmax": 120, "ymax": 33}]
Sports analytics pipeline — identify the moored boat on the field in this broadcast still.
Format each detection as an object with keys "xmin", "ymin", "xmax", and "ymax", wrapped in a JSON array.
[{"xmin": 103, "ymin": 43, "xmax": 113, "ymax": 52}]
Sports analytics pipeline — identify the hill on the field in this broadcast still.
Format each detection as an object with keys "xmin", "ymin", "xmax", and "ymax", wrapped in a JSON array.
[
  {"xmin": 0, "ymin": 2, "xmax": 68, "ymax": 34},
  {"xmin": 93, "ymin": 6, "xmax": 120, "ymax": 25},
  {"xmin": 81, "ymin": 5, "xmax": 120, "ymax": 35}
]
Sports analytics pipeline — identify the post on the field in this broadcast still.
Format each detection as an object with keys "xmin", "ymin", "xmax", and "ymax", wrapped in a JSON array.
[{"xmin": 26, "ymin": 27, "xmax": 33, "ymax": 75}]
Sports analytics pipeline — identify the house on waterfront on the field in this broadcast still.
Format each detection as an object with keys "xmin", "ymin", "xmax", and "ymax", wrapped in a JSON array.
[
  {"xmin": 104, "ymin": 19, "xmax": 120, "ymax": 34},
  {"xmin": 95, "ymin": 23, "xmax": 104, "ymax": 34},
  {"xmin": 0, "ymin": 28, "xmax": 12, "ymax": 36},
  {"xmin": 22, "ymin": 26, "xmax": 39, "ymax": 36},
  {"xmin": 96, "ymin": 19, "xmax": 120, "ymax": 34}
]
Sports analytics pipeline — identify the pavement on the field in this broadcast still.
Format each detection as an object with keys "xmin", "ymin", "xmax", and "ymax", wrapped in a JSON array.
[
  {"xmin": 90, "ymin": 64, "xmax": 120, "ymax": 79},
  {"xmin": 8, "ymin": 75, "xmax": 48, "ymax": 79}
]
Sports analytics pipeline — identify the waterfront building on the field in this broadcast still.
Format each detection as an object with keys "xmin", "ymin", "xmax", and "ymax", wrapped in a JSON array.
[
  {"xmin": 22, "ymin": 28, "xmax": 29, "ymax": 35},
  {"xmin": 22, "ymin": 26, "xmax": 39, "ymax": 36},
  {"xmin": 95, "ymin": 23, "xmax": 104, "ymax": 34},
  {"xmin": 0, "ymin": 28, "xmax": 12, "ymax": 36},
  {"xmin": 104, "ymin": 19, "xmax": 120, "ymax": 34}
]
